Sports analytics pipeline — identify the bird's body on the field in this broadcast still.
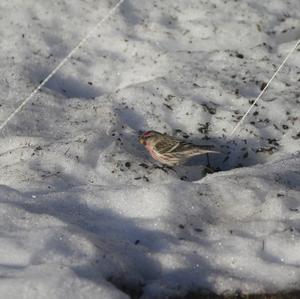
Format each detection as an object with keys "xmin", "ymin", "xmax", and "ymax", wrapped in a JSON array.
[{"xmin": 139, "ymin": 130, "xmax": 219, "ymax": 166}]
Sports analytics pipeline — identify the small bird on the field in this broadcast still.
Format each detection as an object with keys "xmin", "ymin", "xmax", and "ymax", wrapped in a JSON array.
[{"xmin": 139, "ymin": 130, "xmax": 219, "ymax": 167}]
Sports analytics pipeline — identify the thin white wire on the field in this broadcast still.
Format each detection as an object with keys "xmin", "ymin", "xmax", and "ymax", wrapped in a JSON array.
[
  {"xmin": 230, "ymin": 39, "xmax": 300, "ymax": 136},
  {"xmin": 0, "ymin": 0, "xmax": 125, "ymax": 132}
]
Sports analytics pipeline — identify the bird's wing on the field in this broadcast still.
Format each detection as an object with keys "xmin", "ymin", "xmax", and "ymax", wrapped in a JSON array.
[
  {"xmin": 154, "ymin": 138, "xmax": 194, "ymax": 153},
  {"xmin": 154, "ymin": 138, "xmax": 180, "ymax": 154},
  {"xmin": 169, "ymin": 141, "xmax": 219, "ymax": 155},
  {"xmin": 155, "ymin": 137, "xmax": 219, "ymax": 155}
]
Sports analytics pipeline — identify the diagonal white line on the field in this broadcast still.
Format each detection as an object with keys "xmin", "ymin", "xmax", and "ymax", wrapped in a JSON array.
[
  {"xmin": 0, "ymin": 0, "xmax": 125, "ymax": 132},
  {"xmin": 230, "ymin": 39, "xmax": 300, "ymax": 136}
]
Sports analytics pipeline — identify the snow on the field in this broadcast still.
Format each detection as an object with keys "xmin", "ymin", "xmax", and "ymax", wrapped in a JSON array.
[{"xmin": 0, "ymin": 0, "xmax": 300, "ymax": 298}]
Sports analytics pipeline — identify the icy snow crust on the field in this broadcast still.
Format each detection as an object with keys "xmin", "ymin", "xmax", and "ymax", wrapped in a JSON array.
[{"xmin": 0, "ymin": 0, "xmax": 300, "ymax": 298}]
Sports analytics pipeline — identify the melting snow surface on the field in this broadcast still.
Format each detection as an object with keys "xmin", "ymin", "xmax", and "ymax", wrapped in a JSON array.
[{"xmin": 0, "ymin": 0, "xmax": 300, "ymax": 298}]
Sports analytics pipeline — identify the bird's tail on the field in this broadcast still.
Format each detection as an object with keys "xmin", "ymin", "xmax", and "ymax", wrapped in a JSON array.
[
  {"xmin": 195, "ymin": 145, "xmax": 220, "ymax": 154},
  {"xmin": 203, "ymin": 149, "xmax": 220, "ymax": 154},
  {"xmin": 186, "ymin": 147, "xmax": 220, "ymax": 157}
]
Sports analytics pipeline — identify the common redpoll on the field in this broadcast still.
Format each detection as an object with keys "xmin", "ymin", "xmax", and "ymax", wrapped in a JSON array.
[{"xmin": 139, "ymin": 130, "xmax": 219, "ymax": 167}]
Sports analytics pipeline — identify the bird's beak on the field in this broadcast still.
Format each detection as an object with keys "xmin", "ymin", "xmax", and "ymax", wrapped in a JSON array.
[{"xmin": 139, "ymin": 136, "xmax": 146, "ymax": 145}]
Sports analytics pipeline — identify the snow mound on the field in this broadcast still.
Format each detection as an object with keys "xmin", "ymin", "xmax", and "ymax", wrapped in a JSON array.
[{"xmin": 0, "ymin": 155, "xmax": 299, "ymax": 298}]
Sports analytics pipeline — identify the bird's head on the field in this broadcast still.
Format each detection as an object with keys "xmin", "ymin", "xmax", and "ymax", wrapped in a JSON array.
[{"xmin": 139, "ymin": 130, "xmax": 162, "ymax": 146}]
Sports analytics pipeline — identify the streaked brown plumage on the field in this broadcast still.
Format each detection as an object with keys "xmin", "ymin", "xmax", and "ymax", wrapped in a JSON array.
[{"xmin": 139, "ymin": 130, "xmax": 219, "ymax": 166}]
